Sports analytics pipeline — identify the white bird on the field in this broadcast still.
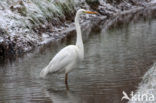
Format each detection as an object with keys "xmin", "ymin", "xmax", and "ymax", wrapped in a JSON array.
[{"xmin": 40, "ymin": 9, "xmax": 97, "ymax": 84}]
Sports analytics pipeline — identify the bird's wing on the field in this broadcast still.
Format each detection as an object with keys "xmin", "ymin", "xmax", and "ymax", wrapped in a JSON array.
[{"xmin": 40, "ymin": 45, "xmax": 78, "ymax": 77}]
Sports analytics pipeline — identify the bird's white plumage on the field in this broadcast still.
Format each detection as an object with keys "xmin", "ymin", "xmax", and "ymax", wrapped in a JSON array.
[{"xmin": 40, "ymin": 45, "xmax": 80, "ymax": 77}]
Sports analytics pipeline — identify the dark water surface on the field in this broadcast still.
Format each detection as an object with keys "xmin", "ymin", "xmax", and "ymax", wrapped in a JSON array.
[{"xmin": 0, "ymin": 19, "xmax": 156, "ymax": 103}]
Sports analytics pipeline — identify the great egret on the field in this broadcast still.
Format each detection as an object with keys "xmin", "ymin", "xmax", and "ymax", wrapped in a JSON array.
[{"xmin": 40, "ymin": 9, "xmax": 97, "ymax": 84}]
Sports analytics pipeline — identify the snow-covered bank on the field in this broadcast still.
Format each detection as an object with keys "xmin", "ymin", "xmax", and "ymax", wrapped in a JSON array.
[
  {"xmin": 0, "ymin": 0, "xmax": 78, "ymax": 56},
  {"xmin": 129, "ymin": 63, "xmax": 156, "ymax": 103},
  {"xmin": 0, "ymin": 0, "xmax": 155, "ymax": 57}
]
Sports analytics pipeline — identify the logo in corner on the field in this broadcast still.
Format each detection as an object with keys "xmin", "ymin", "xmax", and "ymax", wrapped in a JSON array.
[{"xmin": 121, "ymin": 91, "xmax": 130, "ymax": 101}]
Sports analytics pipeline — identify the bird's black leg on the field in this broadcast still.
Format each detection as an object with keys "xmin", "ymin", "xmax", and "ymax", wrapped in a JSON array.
[
  {"xmin": 65, "ymin": 73, "xmax": 69, "ymax": 90},
  {"xmin": 65, "ymin": 73, "xmax": 68, "ymax": 84}
]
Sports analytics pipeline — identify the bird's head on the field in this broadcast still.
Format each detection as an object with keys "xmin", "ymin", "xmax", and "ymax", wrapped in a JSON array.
[
  {"xmin": 75, "ymin": 9, "xmax": 97, "ymax": 24},
  {"xmin": 76, "ymin": 9, "xmax": 97, "ymax": 16},
  {"xmin": 75, "ymin": 9, "xmax": 97, "ymax": 21}
]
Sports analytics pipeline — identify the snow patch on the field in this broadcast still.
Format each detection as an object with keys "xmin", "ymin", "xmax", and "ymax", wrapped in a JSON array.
[
  {"xmin": 0, "ymin": 37, "xmax": 4, "ymax": 42},
  {"xmin": 129, "ymin": 63, "xmax": 156, "ymax": 103},
  {"xmin": 151, "ymin": 0, "xmax": 156, "ymax": 3}
]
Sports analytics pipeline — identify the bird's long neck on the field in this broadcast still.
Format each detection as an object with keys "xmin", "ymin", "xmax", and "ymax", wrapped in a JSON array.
[
  {"xmin": 75, "ymin": 13, "xmax": 84, "ymax": 59},
  {"xmin": 75, "ymin": 14, "xmax": 84, "ymax": 49}
]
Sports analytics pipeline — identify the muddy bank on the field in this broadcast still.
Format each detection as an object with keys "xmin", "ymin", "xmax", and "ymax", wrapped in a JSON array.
[{"xmin": 0, "ymin": 0, "xmax": 155, "ymax": 58}]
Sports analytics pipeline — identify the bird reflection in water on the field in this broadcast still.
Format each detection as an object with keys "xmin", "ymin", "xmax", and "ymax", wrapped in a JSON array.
[{"xmin": 44, "ymin": 87, "xmax": 85, "ymax": 103}]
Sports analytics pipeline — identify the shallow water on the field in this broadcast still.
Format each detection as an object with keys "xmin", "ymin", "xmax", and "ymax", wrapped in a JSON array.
[{"xmin": 0, "ymin": 19, "xmax": 156, "ymax": 103}]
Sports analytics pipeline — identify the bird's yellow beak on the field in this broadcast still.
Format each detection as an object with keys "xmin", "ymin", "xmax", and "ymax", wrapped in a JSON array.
[{"xmin": 84, "ymin": 11, "xmax": 97, "ymax": 14}]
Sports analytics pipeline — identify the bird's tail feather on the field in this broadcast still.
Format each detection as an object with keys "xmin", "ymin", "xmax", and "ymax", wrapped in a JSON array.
[{"xmin": 40, "ymin": 66, "xmax": 49, "ymax": 78}]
